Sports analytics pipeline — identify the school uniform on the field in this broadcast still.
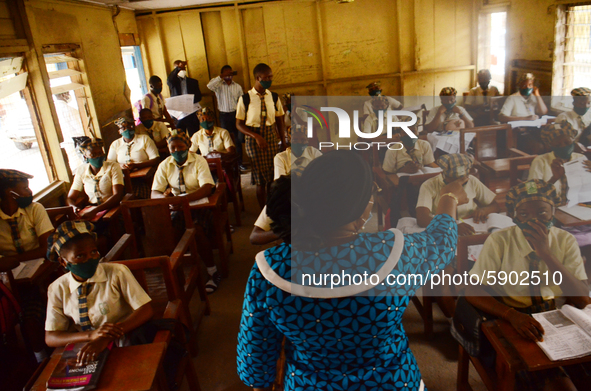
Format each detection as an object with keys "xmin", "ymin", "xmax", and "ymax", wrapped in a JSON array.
[
  {"xmin": 362, "ymin": 96, "xmax": 402, "ymax": 116},
  {"xmin": 45, "ymin": 263, "xmax": 151, "ymax": 333},
  {"xmin": 555, "ymin": 109, "xmax": 591, "ymax": 141},
  {"xmin": 152, "ymin": 152, "xmax": 215, "ymax": 196},
  {"xmin": 236, "ymin": 88, "xmax": 285, "ymax": 185},
  {"xmin": 527, "ymin": 151, "xmax": 585, "ymax": 201},
  {"xmin": 416, "ymin": 174, "xmax": 496, "ymax": 219},
  {"xmin": 0, "ymin": 202, "xmax": 53, "ymax": 256},
  {"xmin": 141, "ymin": 92, "xmax": 166, "ymax": 120},
  {"xmin": 189, "ymin": 126, "xmax": 234, "ymax": 155},
  {"xmin": 107, "ymin": 134, "xmax": 159, "ymax": 165},
  {"xmin": 425, "ymin": 105, "xmax": 473, "ymax": 132},
  {"xmin": 499, "ymin": 92, "xmax": 538, "ymax": 118},
  {"xmin": 71, "ymin": 161, "xmax": 124, "ymax": 205},
  {"xmin": 273, "ymin": 146, "xmax": 322, "ymax": 178},
  {"xmin": 136, "ymin": 121, "xmax": 169, "ymax": 144},
  {"xmin": 382, "ymin": 139, "xmax": 435, "ymax": 173},
  {"xmin": 465, "ymin": 86, "xmax": 500, "ymax": 106}
]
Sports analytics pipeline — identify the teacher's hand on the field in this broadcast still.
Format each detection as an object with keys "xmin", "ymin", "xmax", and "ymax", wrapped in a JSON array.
[{"xmin": 440, "ymin": 177, "xmax": 469, "ymax": 205}]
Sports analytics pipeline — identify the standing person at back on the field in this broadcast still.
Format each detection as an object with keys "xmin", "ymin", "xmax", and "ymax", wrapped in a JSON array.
[
  {"xmin": 236, "ymin": 63, "xmax": 287, "ymax": 209},
  {"xmin": 208, "ymin": 65, "xmax": 245, "ymax": 170},
  {"xmin": 167, "ymin": 60, "xmax": 203, "ymax": 136},
  {"xmin": 465, "ymin": 69, "xmax": 500, "ymax": 126},
  {"xmin": 141, "ymin": 75, "xmax": 174, "ymax": 129}
]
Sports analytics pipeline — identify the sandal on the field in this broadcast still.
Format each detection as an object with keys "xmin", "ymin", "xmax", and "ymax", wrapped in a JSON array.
[{"xmin": 205, "ymin": 271, "xmax": 222, "ymax": 294}]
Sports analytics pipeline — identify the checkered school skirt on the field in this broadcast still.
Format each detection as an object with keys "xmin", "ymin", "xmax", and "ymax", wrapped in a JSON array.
[
  {"xmin": 245, "ymin": 126, "xmax": 280, "ymax": 186},
  {"xmin": 131, "ymin": 178, "xmax": 152, "ymax": 199}
]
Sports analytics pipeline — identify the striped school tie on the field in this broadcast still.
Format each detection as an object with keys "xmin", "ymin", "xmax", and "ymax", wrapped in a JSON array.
[
  {"xmin": 526, "ymin": 252, "xmax": 555, "ymax": 313},
  {"xmin": 93, "ymin": 178, "xmax": 103, "ymax": 205},
  {"xmin": 78, "ymin": 282, "xmax": 93, "ymax": 331},
  {"xmin": 258, "ymin": 93, "xmax": 268, "ymax": 133},
  {"xmin": 406, "ymin": 149, "xmax": 421, "ymax": 166},
  {"xmin": 7, "ymin": 218, "xmax": 25, "ymax": 254},
  {"xmin": 292, "ymin": 157, "xmax": 306, "ymax": 177},
  {"xmin": 559, "ymin": 176, "xmax": 568, "ymax": 206},
  {"xmin": 178, "ymin": 166, "xmax": 186, "ymax": 194},
  {"xmin": 126, "ymin": 142, "xmax": 133, "ymax": 164},
  {"xmin": 206, "ymin": 134, "xmax": 214, "ymax": 153}
]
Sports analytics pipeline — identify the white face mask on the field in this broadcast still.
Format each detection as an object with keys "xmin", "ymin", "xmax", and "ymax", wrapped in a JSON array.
[{"xmin": 178, "ymin": 70, "xmax": 187, "ymax": 79}]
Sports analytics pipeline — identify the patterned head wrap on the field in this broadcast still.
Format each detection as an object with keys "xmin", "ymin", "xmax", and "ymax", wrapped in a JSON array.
[
  {"xmin": 437, "ymin": 153, "xmax": 474, "ymax": 180},
  {"xmin": 47, "ymin": 220, "xmax": 97, "ymax": 262},
  {"xmin": 540, "ymin": 121, "xmax": 577, "ymax": 146},
  {"xmin": 166, "ymin": 129, "xmax": 191, "ymax": 147},
  {"xmin": 505, "ymin": 179, "xmax": 559, "ymax": 217},
  {"xmin": 283, "ymin": 93, "xmax": 293, "ymax": 101},
  {"xmin": 0, "ymin": 169, "xmax": 34, "ymax": 184},
  {"xmin": 199, "ymin": 107, "xmax": 214, "ymax": 117},
  {"xmin": 571, "ymin": 87, "xmax": 591, "ymax": 97},
  {"xmin": 77, "ymin": 138, "xmax": 104, "ymax": 154},
  {"xmin": 517, "ymin": 73, "xmax": 535, "ymax": 85},
  {"xmin": 439, "ymin": 87, "xmax": 457, "ymax": 96},
  {"xmin": 365, "ymin": 81, "xmax": 381, "ymax": 89},
  {"xmin": 115, "ymin": 116, "xmax": 134, "ymax": 128}
]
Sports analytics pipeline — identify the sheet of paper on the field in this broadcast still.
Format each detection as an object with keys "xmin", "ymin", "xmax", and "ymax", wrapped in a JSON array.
[
  {"xmin": 507, "ymin": 116, "xmax": 556, "ymax": 129},
  {"xmin": 558, "ymin": 205, "xmax": 591, "ymax": 221},
  {"xmin": 396, "ymin": 166, "xmax": 442, "ymax": 177},
  {"xmin": 13, "ymin": 258, "xmax": 45, "ymax": 280},
  {"xmin": 165, "ymin": 95, "xmax": 201, "ymax": 118},
  {"xmin": 461, "ymin": 213, "xmax": 514, "ymax": 233},
  {"xmin": 395, "ymin": 217, "xmax": 426, "ymax": 234},
  {"xmin": 564, "ymin": 157, "xmax": 591, "ymax": 207},
  {"xmin": 427, "ymin": 131, "xmax": 476, "ymax": 154},
  {"xmin": 189, "ymin": 197, "xmax": 209, "ymax": 206}
]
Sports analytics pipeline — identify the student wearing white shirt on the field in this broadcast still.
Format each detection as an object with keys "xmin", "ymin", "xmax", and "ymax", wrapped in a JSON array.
[
  {"xmin": 555, "ymin": 87, "xmax": 591, "ymax": 143},
  {"xmin": 141, "ymin": 75, "xmax": 174, "ymax": 129},
  {"xmin": 136, "ymin": 108, "xmax": 169, "ymax": 150},
  {"xmin": 465, "ymin": 69, "xmax": 500, "ymax": 126},
  {"xmin": 360, "ymin": 81, "xmax": 402, "ymax": 124},
  {"xmin": 207, "ymin": 65, "xmax": 244, "ymax": 167},
  {"xmin": 189, "ymin": 107, "xmax": 236, "ymax": 158},
  {"xmin": 424, "ymin": 87, "xmax": 474, "ymax": 133}
]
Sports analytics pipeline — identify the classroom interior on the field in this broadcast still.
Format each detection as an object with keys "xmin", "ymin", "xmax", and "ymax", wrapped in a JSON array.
[{"xmin": 3, "ymin": 0, "xmax": 591, "ymax": 390}]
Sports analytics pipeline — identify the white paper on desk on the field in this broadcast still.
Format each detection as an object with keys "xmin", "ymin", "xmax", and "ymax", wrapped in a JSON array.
[
  {"xmin": 564, "ymin": 157, "xmax": 591, "ymax": 207},
  {"xmin": 558, "ymin": 205, "xmax": 591, "ymax": 220},
  {"xmin": 189, "ymin": 197, "xmax": 209, "ymax": 206},
  {"xmin": 397, "ymin": 166, "xmax": 442, "ymax": 177},
  {"xmin": 165, "ymin": 95, "xmax": 201, "ymax": 119},
  {"xmin": 533, "ymin": 308, "xmax": 591, "ymax": 361},
  {"xmin": 427, "ymin": 131, "xmax": 476, "ymax": 154},
  {"xmin": 508, "ymin": 115, "xmax": 555, "ymax": 129},
  {"xmin": 12, "ymin": 258, "xmax": 44, "ymax": 280},
  {"xmin": 461, "ymin": 213, "xmax": 514, "ymax": 233}
]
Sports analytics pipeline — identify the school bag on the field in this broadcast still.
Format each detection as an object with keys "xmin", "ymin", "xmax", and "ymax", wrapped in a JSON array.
[
  {"xmin": 0, "ymin": 281, "xmax": 22, "ymax": 344},
  {"xmin": 241, "ymin": 91, "xmax": 279, "ymax": 115}
]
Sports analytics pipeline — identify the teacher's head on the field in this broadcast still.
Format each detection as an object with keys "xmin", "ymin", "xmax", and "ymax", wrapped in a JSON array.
[{"xmin": 292, "ymin": 150, "xmax": 374, "ymax": 249}]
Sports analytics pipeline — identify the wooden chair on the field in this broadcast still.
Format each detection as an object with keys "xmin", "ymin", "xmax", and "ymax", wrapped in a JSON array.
[
  {"xmin": 107, "ymin": 197, "xmax": 211, "ymax": 345},
  {"xmin": 45, "ymin": 206, "xmax": 77, "ymax": 227},
  {"xmin": 489, "ymin": 95, "xmax": 507, "ymax": 124},
  {"xmin": 509, "ymin": 155, "xmax": 536, "ymax": 187},
  {"xmin": 208, "ymin": 153, "xmax": 244, "ymax": 227},
  {"xmin": 203, "ymin": 157, "xmax": 233, "ymax": 277},
  {"xmin": 459, "ymin": 124, "xmax": 514, "ymax": 161}
]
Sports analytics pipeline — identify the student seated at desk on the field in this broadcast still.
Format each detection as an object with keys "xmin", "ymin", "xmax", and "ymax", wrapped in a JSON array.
[
  {"xmin": 68, "ymin": 138, "xmax": 125, "ymax": 223},
  {"xmin": 107, "ymin": 116, "xmax": 160, "ymax": 199},
  {"xmin": 555, "ymin": 87, "xmax": 591, "ymax": 144},
  {"xmin": 416, "ymin": 153, "xmax": 500, "ymax": 236},
  {"xmin": 360, "ymin": 81, "xmax": 402, "ymax": 124},
  {"xmin": 465, "ymin": 69, "xmax": 500, "ymax": 126},
  {"xmin": 151, "ymin": 130, "xmax": 221, "ymax": 293},
  {"xmin": 136, "ymin": 108, "xmax": 169, "ymax": 151},
  {"xmin": 467, "ymin": 180, "xmax": 590, "ymax": 391},
  {"xmin": 189, "ymin": 107, "xmax": 236, "ymax": 159},
  {"xmin": 45, "ymin": 221, "xmax": 153, "ymax": 363},
  {"xmin": 424, "ymin": 87, "xmax": 474, "ymax": 133}
]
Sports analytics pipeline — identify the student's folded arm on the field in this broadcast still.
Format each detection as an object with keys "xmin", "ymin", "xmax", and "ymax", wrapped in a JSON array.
[
  {"xmin": 66, "ymin": 189, "xmax": 85, "ymax": 208},
  {"xmin": 416, "ymin": 207, "xmax": 433, "ymax": 228},
  {"xmin": 465, "ymin": 285, "xmax": 513, "ymax": 318},
  {"xmin": 185, "ymin": 183, "xmax": 214, "ymax": 203},
  {"xmin": 9, "ymin": 231, "xmax": 54, "ymax": 264},
  {"xmin": 250, "ymin": 226, "xmax": 279, "ymax": 245},
  {"xmin": 93, "ymin": 184, "xmax": 125, "ymax": 213},
  {"xmin": 45, "ymin": 330, "xmax": 94, "ymax": 348},
  {"xmin": 133, "ymin": 157, "xmax": 160, "ymax": 169}
]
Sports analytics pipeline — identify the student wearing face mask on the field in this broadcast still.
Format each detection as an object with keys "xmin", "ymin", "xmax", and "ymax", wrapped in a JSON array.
[
  {"xmin": 424, "ymin": 87, "xmax": 475, "ymax": 133},
  {"xmin": 555, "ymin": 87, "xmax": 591, "ymax": 143},
  {"xmin": 465, "ymin": 69, "xmax": 500, "ymax": 126},
  {"xmin": 151, "ymin": 130, "xmax": 222, "ymax": 293},
  {"xmin": 189, "ymin": 107, "xmax": 236, "ymax": 159},
  {"xmin": 168, "ymin": 60, "xmax": 203, "ymax": 137},
  {"xmin": 360, "ymin": 81, "xmax": 402, "ymax": 124},
  {"xmin": 236, "ymin": 63, "xmax": 287, "ymax": 209},
  {"xmin": 416, "ymin": 153, "xmax": 500, "ymax": 236},
  {"xmin": 141, "ymin": 75, "xmax": 175, "ymax": 129},
  {"xmin": 68, "ymin": 138, "xmax": 125, "ymax": 221},
  {"xmin": 466, "ymin": 180, "xmax": 590, "ymax": 391},
  {"xmin": 499, "ymin": 73, "xmax": 548, "ymax": 123},
  {"xmin": 136, "ymin": 108, "xmax": 169, "ymax": 151}
]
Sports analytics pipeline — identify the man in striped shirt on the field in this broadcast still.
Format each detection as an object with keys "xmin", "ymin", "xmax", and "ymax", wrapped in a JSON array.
[{"xmin": 207, "ymin": 65, "xmax": 245, "ymax": 169}]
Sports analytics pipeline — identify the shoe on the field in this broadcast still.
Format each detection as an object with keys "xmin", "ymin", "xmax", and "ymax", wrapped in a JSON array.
[
  {"xmin": 239, "ymin": 164, "xmax": 248, "ymax": 172},
  {"xmin": 205, "ymin": 271, "xmax": 222, "ymax": 294}
]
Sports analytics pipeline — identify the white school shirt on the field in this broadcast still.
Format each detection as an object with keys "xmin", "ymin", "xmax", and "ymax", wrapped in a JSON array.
[
  {"xmin": 465, "ymin": 86, "xmax": 500, "ymax": 106},
  {"xmin": 136, "ymin": 121, "xmax": 169, "ymax": 144},
  {"xmin": 0, "ymin": 203, "xmax": 53, "ymax": 256},
  {"xmin": 45, "ymin": 263, "xmax": 152, "ymax": 332},
  {"xmin": 141, "ymin": 92, "xmax": 166, "ymax": 119},
  {"xmin": 555, "ymin": 109, "xmax": 591, "ymax": 141},
  {"xmin": 362, "ymin": 96, "xmax": 402, "ymax": 116},
  {"xmin": 189, "ymin": 127, "xmax": 235, "ymax": 154},
  {"xmin": 274, "ymin": 146, "xmax": 323, "ymax": 179},
  {"xmin": 71, "ymin": 161, "xmax": 125, "ymax": 205},
  {"xmin": 382, "ymin": 139, "xmax": 435, "ymax": 173},
  {"xmin": 152, "ymin": 152, "xmax": 215, "ymax": 196},
  {"xmin": 416, "ymin": 174, "xmax": 496, "ymax": 219},
  {"xmin": 107, "ymin": 134, "xmax": 159, "ymax": 165},
  {"xmin": 527, "ymin": 151, "xmax": 586, "ymax": 198},
  {"xmin": 236, "ymin": 88, "xmax": 285, "ymax": 127},
  {"xmin": 425, "ymin": 105, "xmax": 473, "ymax": 132},
  {"xmin": 499, "ymin": 92, "xmax": 538, "ymax": 118},
  {"xmin": 207, "ymin": 76, "xmax": 244, "ymax": 113}
]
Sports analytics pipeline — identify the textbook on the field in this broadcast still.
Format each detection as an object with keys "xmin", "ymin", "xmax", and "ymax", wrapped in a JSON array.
[
  {"xmin": 461, "ymin": 213, "xmax": 514, "ymax": 233},
  {"xmin": 47, "ymin": 342, "xmax": 113, "ymax": 391},
  {"xmin": 533, "ymin": 305, "xmax": 591, "ymax": 361},
  {"xmin": 397, "ymin": 166, "xmax": 442, "ymax": 177}
]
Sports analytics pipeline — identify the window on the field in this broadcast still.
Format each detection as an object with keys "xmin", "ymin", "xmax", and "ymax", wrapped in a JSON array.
[
  {"xmin": 0, "ymin": 57, "xmax": 51, "ymax": 193},
  {"xmin": 477, "ymin": 11, "xmax": 507, "ymax": 93},
  {"xmin": 121, "ymin": 46, "xmax": 148, "ymax": 105}
]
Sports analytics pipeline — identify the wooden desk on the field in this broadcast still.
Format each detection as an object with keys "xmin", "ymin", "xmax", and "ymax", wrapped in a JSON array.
[
  {"xmin": 482, "ymin": 320, "xmax": 591, "ymax": 391},
  {"xmin": 554, "ymin": 209, "xmax": 591, "ymax": 228},
  {"xmin": 130, "ymin": 166, "xmax": 156, "ymax": 179},
  {"xmin": 30, "ymin": 342, "xmax": 169, "ymax": 391}
]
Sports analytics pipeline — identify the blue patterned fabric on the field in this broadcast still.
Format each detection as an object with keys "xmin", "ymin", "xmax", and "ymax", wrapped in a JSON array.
[{"xmin": 237, "ymin": 214, "xmax": 457, "ymax": 390}]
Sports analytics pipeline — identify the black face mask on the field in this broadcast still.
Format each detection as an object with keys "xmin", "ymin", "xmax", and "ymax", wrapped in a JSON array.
[{"xmin": 479, "ymin": 82, "xmax": 490, "ymax": 90}]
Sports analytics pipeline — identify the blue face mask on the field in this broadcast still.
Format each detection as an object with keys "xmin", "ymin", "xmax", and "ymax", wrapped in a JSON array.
[
  {"xmin": 200, "ymin": 121, "xmax": 214, "ymax": 130},
  {"xmin": 122, "ymin": 129, "xmax": 135, "ymax": 140},
  {"xmin": 574, "ymin": 106, "xmax": 589, "ymax": 116},
  {"xmin": 66, "ymin": 257, "xmax": 100, "ymax": 280},
  {"xmin": 401, "ymin": 135, "xmax": 417, "ymax": 148},
  {"xmin": 513, "ymin": 218, "xmax": 554, "ymax": 233},
  {"xmin": 291, "ymin": 143, "xmax": 307, "ymax": 157},
  {"xmin": 87, "ymin": 156, "xmax": 105, "ymax": 169},
  {"xmin": 171, "ymin": 150, "xmax": 189, "ymax": 164},
  {"xmin": 259, "ymin": 80, "xmax": 272, "ymax": 89},
  {"xmin": 141, "ymin": 119, "xmax": 154, "ymax": 129},
  {"xmin": 369, "ymin": 89, "xmax": 382, "ymax": 97},
  {"xmin": 520, "ymin": 88, "xmax": 533, "ymax": 97},
  {"xmin": 443, "ymin": 102, "xmax": 456, "ymax": 110},
  {"xmin": 552, "ymin": 143, "xmax": 575, "ymax": 160}
]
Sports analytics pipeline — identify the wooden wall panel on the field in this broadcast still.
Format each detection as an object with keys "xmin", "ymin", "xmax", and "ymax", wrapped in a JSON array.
[
  {"xmin": 201, "ymin": 11, "xmax": 226, "ymax": 80},
  {"xmin": 137, "ymin": 17, "xmax": 167, "ymax": 88},
  {"xmin": 219, "ymin": 10, "xmax": 245, "ymax": 87},
  {"xmin": 242, "ymin": 7, "xmax": 268, "ymax": 83},
  {"xmin": 0, "ymin": 0, "xmax": 16, "ymax": 39}
]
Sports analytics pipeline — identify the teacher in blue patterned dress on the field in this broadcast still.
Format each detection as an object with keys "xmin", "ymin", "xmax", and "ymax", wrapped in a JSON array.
[{"xmin": 237, "ymin": 150, "xmax": 468, "ymax": 390}]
